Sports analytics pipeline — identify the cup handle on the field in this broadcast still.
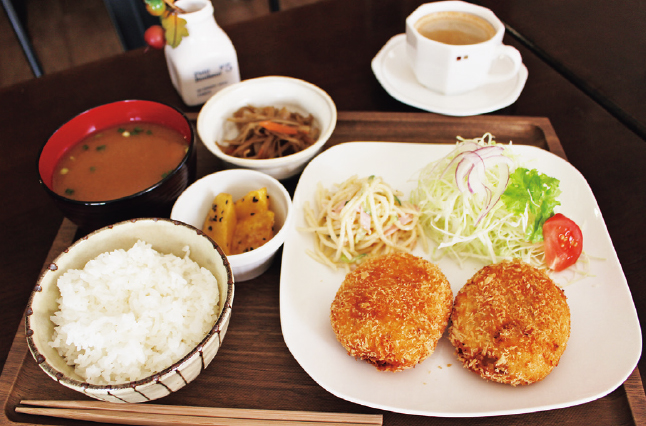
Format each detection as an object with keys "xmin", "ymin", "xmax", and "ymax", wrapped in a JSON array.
[{"xmin": 485, "ymin": 45, "xmax": 523, "ymax": 84}]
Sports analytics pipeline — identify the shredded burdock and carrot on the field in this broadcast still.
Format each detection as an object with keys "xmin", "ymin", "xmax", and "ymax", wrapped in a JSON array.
[{"xmin": 217, "ymin": 105, "xmax": 320, "ymax": 159}]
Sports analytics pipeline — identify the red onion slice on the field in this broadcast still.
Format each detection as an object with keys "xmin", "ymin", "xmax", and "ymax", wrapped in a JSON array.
[{"xmin": 443, "ymin": 145, "xmax": 515, "ymax": 224}]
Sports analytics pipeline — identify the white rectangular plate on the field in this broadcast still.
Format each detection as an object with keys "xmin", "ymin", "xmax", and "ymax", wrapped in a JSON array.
[{"xmin": 279, "ymin": 142, "xmax": 642, "ymax": 417}]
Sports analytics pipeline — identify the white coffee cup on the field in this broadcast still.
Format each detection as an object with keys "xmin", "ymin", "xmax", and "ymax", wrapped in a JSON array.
[{"xmin": 406, "ymin": 1, "xmax": 522, "ymax": 95}]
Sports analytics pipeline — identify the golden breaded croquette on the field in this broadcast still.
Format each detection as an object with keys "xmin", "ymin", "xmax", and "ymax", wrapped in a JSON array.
[
  {"xmin": 330, "ymin": 252, "xmax": 453, "ymax": 372},
  {"xmin": 448, "ymin": 259, "xmax": 570, "ymax": 386}
]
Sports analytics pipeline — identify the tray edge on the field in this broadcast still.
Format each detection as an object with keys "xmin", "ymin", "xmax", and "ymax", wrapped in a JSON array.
[{"xmin": 3, "ymin": 112, "xmax": 642, "ymax": 425}]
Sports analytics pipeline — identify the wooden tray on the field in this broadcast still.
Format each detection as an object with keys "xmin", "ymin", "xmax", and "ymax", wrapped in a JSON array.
[{"xmin": 2, "ymin": 112, "xmax": 644, "ymax": 426}]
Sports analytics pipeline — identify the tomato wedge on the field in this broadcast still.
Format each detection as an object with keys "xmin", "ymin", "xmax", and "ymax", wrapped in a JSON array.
[{"xmin": 543, "ymin": 213, "xmax": 583, "ymax": 271}]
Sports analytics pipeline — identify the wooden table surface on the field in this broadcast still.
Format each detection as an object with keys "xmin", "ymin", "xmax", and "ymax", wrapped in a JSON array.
[
  {"xmin": 1, "ymin": 0, "xmax": 644, "ymax": 424},
  {"xmin": 476, "ymin": 0, "xmax": 646, "ymax": 139}
]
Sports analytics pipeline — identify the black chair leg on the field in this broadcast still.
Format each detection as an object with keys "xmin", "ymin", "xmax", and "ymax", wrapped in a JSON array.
[
  {"xmin": 269, "ymin": 0, "xmax": 280, "ymax": 12},
  {"xmin": 1, "ymin": 0, "xmax": 43, "ymax": 77}
]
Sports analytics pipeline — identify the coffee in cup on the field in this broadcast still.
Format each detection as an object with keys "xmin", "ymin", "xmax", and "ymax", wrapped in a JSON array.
[
  {"xmin": 406, "ymin": 1, "xmax": 522, "ymax": 96},
  {"xmin": 415, "ymin": 11, "xmax": 496, "ymax": 45}
]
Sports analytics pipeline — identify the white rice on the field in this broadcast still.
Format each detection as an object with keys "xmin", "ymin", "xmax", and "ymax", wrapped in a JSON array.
[{"xmin": 49, "ymin": 240, "xmax": 220, "ymax": 385}]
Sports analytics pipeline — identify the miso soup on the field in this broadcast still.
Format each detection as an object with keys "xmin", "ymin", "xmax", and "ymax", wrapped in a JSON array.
[{"xmin": 52, "ymin": 122, "xmax": 188, "ymax": 201}]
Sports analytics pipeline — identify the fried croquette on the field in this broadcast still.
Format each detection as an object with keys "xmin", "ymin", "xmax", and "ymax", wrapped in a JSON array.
[
  {"xmin": 448, "ymin": 259, "xmax": 570, "ymax": 386},
  {"xmin": 330, "ymin": 252, "xmax": 453, "ymax": 372}
]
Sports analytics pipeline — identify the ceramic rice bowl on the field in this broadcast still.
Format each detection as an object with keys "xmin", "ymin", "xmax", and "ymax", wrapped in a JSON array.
[{"xmin": 25, "ymin": 218, "xmax": 234, "ymax": 403}]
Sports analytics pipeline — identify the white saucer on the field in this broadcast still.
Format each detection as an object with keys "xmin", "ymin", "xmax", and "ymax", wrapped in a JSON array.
[{"xmin": 371, "ymin": 34, "xmax": 528, "ymax": 116}]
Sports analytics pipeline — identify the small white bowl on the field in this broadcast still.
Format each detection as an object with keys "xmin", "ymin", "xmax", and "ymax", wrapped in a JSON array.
[
  {"xmin": 25, "ymin": 218, "xmax": 234, "ymax": 403},
  {"xmin": 171, "ymin": 169, "xmax": 293, "ymax": 281},
  {"xmin": 197, "ymin": 76, "xmax": 337, "ymax": 180}
]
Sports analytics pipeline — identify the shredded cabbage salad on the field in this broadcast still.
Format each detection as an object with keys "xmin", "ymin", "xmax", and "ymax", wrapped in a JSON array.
[{"xmin": 410, "ymin": 133, "xmax": 559, "ymax": 269}]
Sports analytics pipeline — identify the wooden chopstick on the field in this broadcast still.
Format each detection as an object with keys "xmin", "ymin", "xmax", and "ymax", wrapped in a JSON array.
[{"xmin": 17, "ymin": 400, "xmax": 383, "ymax": 426}]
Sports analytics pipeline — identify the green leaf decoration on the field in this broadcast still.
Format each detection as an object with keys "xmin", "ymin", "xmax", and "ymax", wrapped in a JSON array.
[
  {"xmin": 161, "ymin": 12, "xmax": 189, "ymax": 48},
  {"xmin": 501, "ymin": 167, "xmax": 561, "ymax": 243}
]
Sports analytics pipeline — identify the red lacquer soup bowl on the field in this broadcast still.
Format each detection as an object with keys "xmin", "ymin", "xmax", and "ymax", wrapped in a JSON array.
[{"xmin": 38, "ymin": 100, "xmax": 197, "ymax": 231}]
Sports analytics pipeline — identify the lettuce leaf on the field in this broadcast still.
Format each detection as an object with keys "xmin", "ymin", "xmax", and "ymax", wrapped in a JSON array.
[{"xmin": 501, "ymin": 167, "xmax": 561, "ymax": 243}]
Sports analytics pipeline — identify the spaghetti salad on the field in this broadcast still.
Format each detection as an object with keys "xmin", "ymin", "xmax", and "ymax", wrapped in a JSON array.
[{"xmin": 302, "ymin": 175, "xmax": 424, "ymax": 271}]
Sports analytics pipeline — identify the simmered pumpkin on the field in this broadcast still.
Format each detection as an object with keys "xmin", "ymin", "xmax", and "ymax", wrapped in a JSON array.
[
  {"xmin": 202, "ymin": 187, "xmax": 276, "ymax": 256},
  {"xmin": 202, "ymin": 192, "xmax": 237, "ymax": 255},
  {"xmin": 234, "ymin": 187, "xmax": 270, "ymax": 219},
  {"xmin": 231, "ymin": 209, "xmax": 275, "ymax": 254}
]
